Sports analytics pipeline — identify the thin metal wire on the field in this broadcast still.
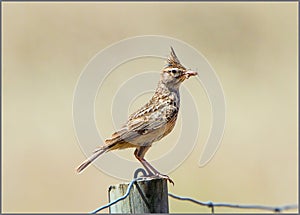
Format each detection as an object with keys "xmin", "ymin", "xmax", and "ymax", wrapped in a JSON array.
[
  {"xmin": 90, "ymin": 168, "xmax": 148, "ymax": 214},
  {"xmin": 168, "ymin": 193, "xmax": 298, "ymax": 213},
  {"xmin": 90, "ymin": 169, "xmax": 298, "ymax": 214},
  {"xmin": 90, "ymin": 177, "xmax": 142, "ymax": 214}
]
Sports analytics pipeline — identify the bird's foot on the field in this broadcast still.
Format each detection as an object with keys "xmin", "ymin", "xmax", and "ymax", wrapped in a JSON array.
[
  {"xmin": 133, "ymin": 168, "xmax": 174, "ymax": 185},
  {"xmin": 153, "ymin": 173, "xmax": 174, "ymax": 186}
]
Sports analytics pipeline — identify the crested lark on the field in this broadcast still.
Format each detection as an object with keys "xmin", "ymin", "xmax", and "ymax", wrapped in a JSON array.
[{"xmin": 76, "ymin": 47, "xmax": 197, "ymax": 184}]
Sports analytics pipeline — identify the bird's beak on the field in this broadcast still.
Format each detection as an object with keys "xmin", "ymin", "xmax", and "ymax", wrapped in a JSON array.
[{"xmin": 184, "ymin": 70, "xmax": 198, "ymax": 79}]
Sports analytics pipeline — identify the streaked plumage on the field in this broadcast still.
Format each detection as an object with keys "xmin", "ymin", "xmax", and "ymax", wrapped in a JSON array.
[{"xmin": 76, "ymin": 47, "xmax": 197, "ymax": 184}]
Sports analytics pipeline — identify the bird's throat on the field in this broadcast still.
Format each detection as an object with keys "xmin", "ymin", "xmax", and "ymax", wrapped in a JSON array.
[{"xmin": 155, "ymin": 81, "xmax": 181, "ymax": 107}]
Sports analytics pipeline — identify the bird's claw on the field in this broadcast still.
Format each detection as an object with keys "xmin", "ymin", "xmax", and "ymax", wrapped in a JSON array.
[
  {"xmin": 154, "ymin": 173, "xmax": 175, "ymax": 186},
  {"xmin": 133, "ymin": 168, "xmax": 174, "ymax": 185}
]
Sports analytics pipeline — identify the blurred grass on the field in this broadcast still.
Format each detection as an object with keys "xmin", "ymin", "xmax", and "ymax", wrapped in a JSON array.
[{"xmin": 2, "ymin": 2, "xmax": 298, "ymax": 213}]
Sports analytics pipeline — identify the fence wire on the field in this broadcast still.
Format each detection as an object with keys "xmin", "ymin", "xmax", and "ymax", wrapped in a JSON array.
[
  {"xmin": 90, "ymin": 177, "xmax": 141, "ymax": 214},
  {"xmin": 168, "ymin": 193, "xmax": 297, "ymax": 213},
  {"xmin": 90, "ymin": 171, "xmax": 298, "ymax": 214}
]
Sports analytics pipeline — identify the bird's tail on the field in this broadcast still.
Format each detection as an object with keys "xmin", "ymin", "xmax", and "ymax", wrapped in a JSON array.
[{"xmin": 76, "ymin": 146, "xmax": 109, "ymax": 174}]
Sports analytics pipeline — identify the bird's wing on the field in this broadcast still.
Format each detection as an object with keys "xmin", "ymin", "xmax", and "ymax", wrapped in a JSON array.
[
  {"xmin": 106, "ymin": 94, "xmax": 178, "ymax": 145},
  {"xmin": 119, "ymin": 104, "xmax": 178, "ymax": 142}
]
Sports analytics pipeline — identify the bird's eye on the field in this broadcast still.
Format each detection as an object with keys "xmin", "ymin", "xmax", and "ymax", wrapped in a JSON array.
[{"xmin": 171, "ymin": 69, "xmax": 177, "ymax": 74}]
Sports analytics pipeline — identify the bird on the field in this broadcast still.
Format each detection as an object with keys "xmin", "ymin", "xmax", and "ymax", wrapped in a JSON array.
[{"xmin": 76, "ymin": 47, "xmax": 197, "ymax": 184}]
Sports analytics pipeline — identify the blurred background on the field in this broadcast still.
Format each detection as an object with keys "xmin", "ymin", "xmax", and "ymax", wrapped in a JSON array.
[{"xmin": 2, "ymin": 2, "xmax": 298, "ymax": 213}]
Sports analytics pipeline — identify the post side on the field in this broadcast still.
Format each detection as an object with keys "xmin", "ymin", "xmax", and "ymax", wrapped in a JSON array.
[{"xmin": 108, "ymin": 178, "xmax": 169, "ymax": 213}]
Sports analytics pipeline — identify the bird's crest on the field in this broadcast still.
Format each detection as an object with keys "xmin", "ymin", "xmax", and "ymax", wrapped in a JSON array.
[{"xmin": 166, "ymin": 47, "xmax": 185, "ymax": 69}]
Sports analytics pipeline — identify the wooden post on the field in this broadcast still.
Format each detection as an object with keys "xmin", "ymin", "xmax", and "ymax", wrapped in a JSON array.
[{"xmin": 108, "ymin": 178, "xmax": 169, "ymax": 213}]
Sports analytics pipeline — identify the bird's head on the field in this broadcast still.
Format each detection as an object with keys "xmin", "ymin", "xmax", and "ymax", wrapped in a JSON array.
[{"xmin": 161, "ymin": 47, "xmax": 197, "ymax": 89}]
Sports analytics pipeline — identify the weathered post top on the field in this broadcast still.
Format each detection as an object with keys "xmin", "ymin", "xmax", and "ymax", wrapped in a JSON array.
[{"xmin": 109, "ymin": 177, "xmax": 169, "ymax": 213}]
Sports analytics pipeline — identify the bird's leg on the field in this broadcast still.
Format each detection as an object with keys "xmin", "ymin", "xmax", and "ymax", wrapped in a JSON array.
[
  {"xmin": 141, "ymin": 158, "xmax": 174, "ymax": 185},
  {"xmin": 134, "ymin": 147, "xmax": 174, "ymax": 185},
  {"xmin": 134, "ymin": 147, "xmax": 154, "ymax": 176}
]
